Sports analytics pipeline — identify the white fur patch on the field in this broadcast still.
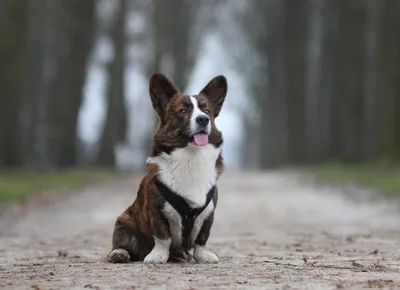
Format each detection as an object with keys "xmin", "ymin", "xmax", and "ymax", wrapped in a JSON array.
[
  {"xmin": 147, "ymin": 144, "xmax": 221, "ymax": 207},
  {"xmin": 193, "ymin": 245, "xmax": 219, "ymax": 263},
  {"xmin": 190, "ymin": 96, "xmax": 211, "ymax": 134},
  {"xmin": 144, "ymin": 237, "xmax": 171, "ymax": 264}
]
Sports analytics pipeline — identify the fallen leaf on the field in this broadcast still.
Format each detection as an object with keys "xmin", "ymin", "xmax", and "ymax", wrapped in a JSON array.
[
  {"xmin": 368, "ymin": 249, "xmax": 379, "ymax": 255},
  {"xmin": 236, "ymin": 281, "xmax": 249, "ymax": 285},
  {"xmin": 58, "ymin": 250, "xmax": 68, "ymax": 258},
  {"xmin": 352, "ymin": 260, "xmax": 363, "ymax": 267}
]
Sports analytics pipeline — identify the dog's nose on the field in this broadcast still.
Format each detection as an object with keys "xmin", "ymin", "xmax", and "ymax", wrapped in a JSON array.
[{"xmin": 196, "ymin": 115, "xmax": 209, "ymax": 127}]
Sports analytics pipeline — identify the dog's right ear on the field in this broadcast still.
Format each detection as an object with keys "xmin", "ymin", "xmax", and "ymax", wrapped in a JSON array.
[{"xmin": 149, "ymin": 73, "xmax": 179, "ymax": 118}]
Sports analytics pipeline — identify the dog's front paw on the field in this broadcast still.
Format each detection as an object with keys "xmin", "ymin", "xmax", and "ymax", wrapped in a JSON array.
[
  {"xmin": 144, "ymin": 237, "xmax": 171, "ymax": 264},
  {"xmin": 144, "ymin": 248, "xmax": 169, "ymax": 264},
  {"xmin": 194, "ymin": 245, "xmax": 219, "ymax": 264}
]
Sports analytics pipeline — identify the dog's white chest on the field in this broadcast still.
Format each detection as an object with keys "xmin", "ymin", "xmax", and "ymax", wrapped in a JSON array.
[{"xmin": 147, "ymin": 144, "xmax": 221, "ymax": 207}]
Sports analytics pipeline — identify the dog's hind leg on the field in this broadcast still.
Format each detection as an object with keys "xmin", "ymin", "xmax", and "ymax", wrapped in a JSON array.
[{"xmin": 107, "ymin": 213, "xmax": 138, "ymax": 263}]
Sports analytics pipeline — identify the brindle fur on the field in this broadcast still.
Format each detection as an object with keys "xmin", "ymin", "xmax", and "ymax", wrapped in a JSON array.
[{"xmin": 107, "ymin": 73, "xmax": 227, "ymax": 263}]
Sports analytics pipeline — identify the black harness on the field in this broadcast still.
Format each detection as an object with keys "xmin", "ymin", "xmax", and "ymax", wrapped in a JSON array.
[{"xmin": 155, "ymin": 179, "xmax": 215, "ymax": 240}]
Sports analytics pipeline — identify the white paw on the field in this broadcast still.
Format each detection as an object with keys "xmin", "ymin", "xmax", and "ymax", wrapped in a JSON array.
[
  {"xmin": 144, "ymin": 237, "xmax": 171, "ymax": 264},
  {"xmin": 194, "ymin": 245, "xmax": 219, "ymax": 263},
  {"xmin": 144, "ymin": 248, "xmax": 169, "ymax": 264}
]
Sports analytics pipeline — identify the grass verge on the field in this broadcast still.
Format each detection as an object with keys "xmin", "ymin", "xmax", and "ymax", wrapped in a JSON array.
[
  {"xmin": 302, "ymin": 164, "xmax": 400, "ymax": 196},
  {"xmin": 0, "ymin": 169, "xmax": 122, "ymax": 207}
]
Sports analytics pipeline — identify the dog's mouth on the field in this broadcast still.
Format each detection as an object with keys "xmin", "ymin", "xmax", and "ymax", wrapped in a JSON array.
[{"xmin": 191, "ymin": 130, "xmax": 209, "ymax": 146}]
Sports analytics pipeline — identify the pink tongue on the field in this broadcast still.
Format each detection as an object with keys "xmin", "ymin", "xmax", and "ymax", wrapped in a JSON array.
[{"xmin": 193, "ymin": 134, "xmax": 209, "ymax": 146}]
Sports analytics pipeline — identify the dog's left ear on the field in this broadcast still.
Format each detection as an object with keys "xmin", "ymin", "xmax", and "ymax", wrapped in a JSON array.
[{"xmin": 199, "ymin": 75, "xmax": 228, "ymax": 118}]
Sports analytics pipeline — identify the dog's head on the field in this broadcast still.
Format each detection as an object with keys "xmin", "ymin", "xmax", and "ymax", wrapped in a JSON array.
[{"xmin": 149, "ymin": 73, "xmax": 227, "ymax": 154}]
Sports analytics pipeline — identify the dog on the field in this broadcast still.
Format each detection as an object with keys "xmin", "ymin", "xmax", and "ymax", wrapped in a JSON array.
[{"xmin": 106, "ymin": 73, "xmax": 228, "ymax": 264}]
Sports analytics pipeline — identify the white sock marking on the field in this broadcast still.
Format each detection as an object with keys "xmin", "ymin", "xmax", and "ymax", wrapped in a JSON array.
[
  {"xmin": 193, "ymin": 244, "xmax": 219, "ymax": 263},
  {"xmin": 144, "ymin": 237, "xmax": 171, "ymax": 264}
]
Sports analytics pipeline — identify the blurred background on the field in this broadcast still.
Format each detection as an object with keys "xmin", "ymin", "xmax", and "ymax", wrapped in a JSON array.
[{"xmin": 0, "ymin": 0, "xmax": 400, "ymax": 189}]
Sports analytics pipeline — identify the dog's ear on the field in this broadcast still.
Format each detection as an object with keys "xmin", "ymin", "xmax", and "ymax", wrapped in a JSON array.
[
  {"xmin": 149, "ymin": 73, "xmax": 180, "ymax": 118},
  {"xmin": 199, "ymin": 75, "xmax": 227, "ymax": 118}
]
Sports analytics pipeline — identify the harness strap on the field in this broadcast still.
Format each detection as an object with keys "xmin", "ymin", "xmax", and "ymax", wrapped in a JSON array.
[{"xmin": 154, "ymin": 178, "xmax": 215, "ymax": 240}]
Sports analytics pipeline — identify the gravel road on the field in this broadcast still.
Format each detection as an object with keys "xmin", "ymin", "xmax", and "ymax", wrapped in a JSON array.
[{"xmin": 0, "ymin": 171, "xmax": 399, "ymax": 289}]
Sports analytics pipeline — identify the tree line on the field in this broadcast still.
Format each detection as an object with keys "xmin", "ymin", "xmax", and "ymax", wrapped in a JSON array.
[
  {"xmin": 0, "ymin": 0, "xmax": 214, "ymax": 169},
  {"xmin": 0, "ymin": 0, "xmax": 97, "ymax": 168},
  {"xmin": 2, "ymin": 0, "xmax": 399, "ymax": 170},
  {"xmin": 235, "ymin": 0, "xmax": 400, "ymax": 168}
]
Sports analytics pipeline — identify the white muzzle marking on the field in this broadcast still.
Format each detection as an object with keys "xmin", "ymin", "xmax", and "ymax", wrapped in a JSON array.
[{"xmin": 189, "ymin": 96, "xmax": 211, "ymax": 135}]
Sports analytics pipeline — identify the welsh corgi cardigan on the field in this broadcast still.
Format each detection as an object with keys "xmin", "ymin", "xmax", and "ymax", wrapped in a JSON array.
[{"xmin": 107, "ymin": 73, "xmax": 228, "ymax": 264}]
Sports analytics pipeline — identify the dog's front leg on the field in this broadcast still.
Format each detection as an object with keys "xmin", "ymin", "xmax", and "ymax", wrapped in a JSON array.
[
  {"xmin": 144, "ymin": 219, "xmax": 171, "ymax": 264},
  {"xmin": 193, "ymin": 214, "xmax": 219, "ymax": 263}
]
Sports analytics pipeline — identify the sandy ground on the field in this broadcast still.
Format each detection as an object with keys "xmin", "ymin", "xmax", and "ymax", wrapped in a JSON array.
[{"xmin": 1, "ymin": 171, "xmax": 400, "ymax": 290}]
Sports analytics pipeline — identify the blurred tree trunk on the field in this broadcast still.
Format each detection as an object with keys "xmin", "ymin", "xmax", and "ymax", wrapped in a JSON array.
[
  {"xmin": 362, "ymin": 0, "xmax": 383, "ymax": 161},
  {"xmin": 305, "ymin": 0, "xmax": 336, "ymax": 163},
  {"xmin": 52, "ymin": 0, "xmax": 96, "ymax": 166},
  {"xmin": 380, "ymin": 0, "xmax": 400, "ymax": 162},
  {"xmin": 259, "ymin": 0, "xmax": 308, "ymax": 168},
  {"xmin": 169, "ymin": 0, "xmax": 196, "ymax": 91},
  {"xmin": 259, "ymin": 0, "xmax": 288, "ymax": 168},
  {"xmin": 152, "ymin": 0, "xmax": 200, "ymax": 91},
  {"xmin": 284, "ymin": 0, "xmax": 308, "ymax": 164},
  {"xmin": 19, "ymin": 0, "xmax": 96, "ymax": 168},
  {"xmin": 98, "ymin": 0, "xmax": 128, "ymax": 166},
  {"xmin": 141, "ymin": 0, "xmax": 166, "ymax": 156},
  {"xmin": 19, "ymin": 0, "xmax": 46, "ymax": 167},
  {"xmin": 0, "ymin": 0, "xmax": 28, "ymax": 167},
  {"xmin": 240, "ymin": 118, "xmax": 261, "ymax": 169},
  {"xmin": 392, "ymin": 13, "xmax": 400, "ymax": 162},
  {"xmin": 330, "ymin": 0, "xmax": 368, "ymax": 162}
]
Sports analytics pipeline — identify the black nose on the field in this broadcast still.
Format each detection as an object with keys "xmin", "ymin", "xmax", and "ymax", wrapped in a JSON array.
[{"xmin": 196, "ymin": 115, "xmax": 209, "ymax": 127}]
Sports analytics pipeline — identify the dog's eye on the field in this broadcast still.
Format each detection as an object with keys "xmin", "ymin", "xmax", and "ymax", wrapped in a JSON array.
[
  {"xmin": 180, "ymin": 109, "xmax": 187, "ymax": 114},
  {"xmin": 204, "ymin": 109, "xmax": 210, "ymax": 115}
]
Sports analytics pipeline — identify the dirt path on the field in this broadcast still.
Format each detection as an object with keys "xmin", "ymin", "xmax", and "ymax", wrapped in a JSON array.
[{"xmin": 1, "ymin": 171, "xmax": 400, "ymax": 290}]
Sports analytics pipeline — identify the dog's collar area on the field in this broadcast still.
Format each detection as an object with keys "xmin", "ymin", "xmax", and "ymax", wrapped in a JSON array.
[{"xmin": 154, "ymin": 178, "xmax": 214, "ymax": 240}]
